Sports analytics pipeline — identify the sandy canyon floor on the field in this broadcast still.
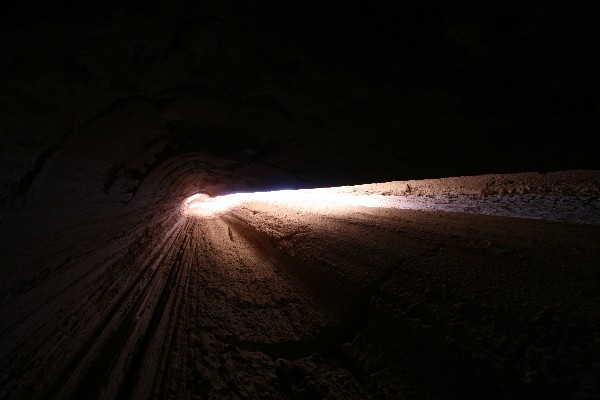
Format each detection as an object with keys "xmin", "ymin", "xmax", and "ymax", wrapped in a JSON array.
[{"xmin": 1, "ymin": 171, "xmax": 600, "ymax": 399}]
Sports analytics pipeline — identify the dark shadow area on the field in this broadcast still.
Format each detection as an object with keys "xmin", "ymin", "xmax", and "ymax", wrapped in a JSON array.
[{"xmin": 1, "ymin": 1, "xmax": 600, "ymax": 399}]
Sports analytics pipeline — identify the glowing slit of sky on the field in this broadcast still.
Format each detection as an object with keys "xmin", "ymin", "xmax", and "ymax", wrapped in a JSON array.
[
  {"xmin": 182, "ymin": 187, "xmax": 390, "ymax": 218},
  {"xmin": 182, "ymin": 186, "xmax": 600, "ymax": 224}
]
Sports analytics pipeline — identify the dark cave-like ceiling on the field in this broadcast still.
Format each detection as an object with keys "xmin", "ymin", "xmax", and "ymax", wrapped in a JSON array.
[{"xmin": 1, "ymin": 0, "xmax": 599, "ymax": 202}]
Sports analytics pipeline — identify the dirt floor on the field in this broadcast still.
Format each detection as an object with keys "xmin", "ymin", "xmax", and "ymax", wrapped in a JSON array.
[{"xmin": 1, "ymin": 171, "xmax": 599, "ymax": 400}]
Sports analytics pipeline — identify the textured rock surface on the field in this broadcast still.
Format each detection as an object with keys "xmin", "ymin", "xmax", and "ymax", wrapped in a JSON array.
[
  {"xmin": 2, "ymin": 172, "xmax": 600, "ymax": 399},
  {"xmin": 1, "ymin": 1, "xmax": 600, "ymax": 399}
]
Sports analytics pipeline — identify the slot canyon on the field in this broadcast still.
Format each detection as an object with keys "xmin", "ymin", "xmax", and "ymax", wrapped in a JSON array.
[{"xmin": 1, "ymin": 2, "xmax": 600, "ymax": 399}]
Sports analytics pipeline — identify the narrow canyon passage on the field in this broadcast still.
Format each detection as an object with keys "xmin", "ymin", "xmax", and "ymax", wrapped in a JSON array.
[
  {"xmin": 2, "ymin": 182, "xmax": 599, "ymax": 399},
  {"xmin": 2, "ymin": 2, "xmax": 600, "ymax": 398}
]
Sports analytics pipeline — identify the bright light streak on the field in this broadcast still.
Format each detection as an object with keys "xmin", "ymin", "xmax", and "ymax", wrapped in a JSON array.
[
  {"xmin": 181, "ymin": 185, "xmax": 600, "ymax": 223},
  {"xmin": 181, "ymin": 186, "xmax": 392, "ymax": 218}
]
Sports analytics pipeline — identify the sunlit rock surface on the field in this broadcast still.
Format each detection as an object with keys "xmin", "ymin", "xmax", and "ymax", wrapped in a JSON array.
[
  {"xmin": 1, "ymin": 1, "xmax": 600, "ymax": 399},
  {"xmin": 2, "ymin": 157, "xmax": 600, "ymax": 399}
]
